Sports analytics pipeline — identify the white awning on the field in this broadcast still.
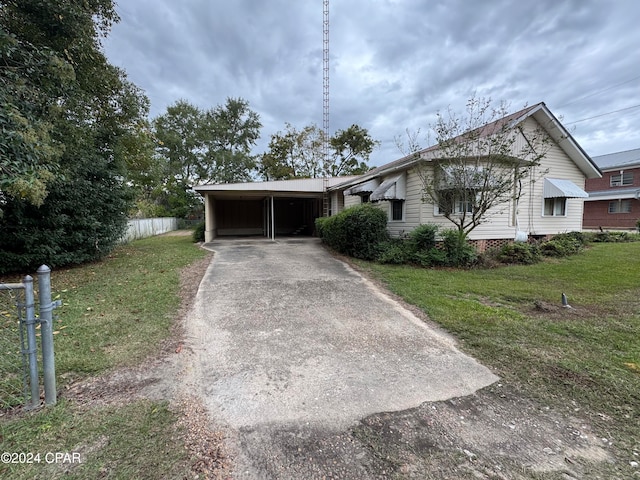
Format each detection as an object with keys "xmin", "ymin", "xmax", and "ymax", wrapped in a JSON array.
[
  {"xmin": 371, "ymin": 175, "xmax": 405, "ymax": 201},
  {"xmin": 584, "ymin": 188, "xmax": 640, "ymax": 201},
  {"xmin": 543, "ymin": 178, "xmax": 588, "ymax": 198},
  {"xmin": 344, "ymin": 178, "xmax": 379, "ymax": 196}
]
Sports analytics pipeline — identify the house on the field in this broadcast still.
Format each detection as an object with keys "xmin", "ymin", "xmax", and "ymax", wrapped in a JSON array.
[
  {"xmin": 195, "ymin": 102, "xmax": 601, "ymax": 247},
  {"xmin": 583, "ymin": 147, "xmax": 640, "ymax": 230},
  {"xmin": 327, "ymin": 102, "xmax": 601, "ymax": 250}
]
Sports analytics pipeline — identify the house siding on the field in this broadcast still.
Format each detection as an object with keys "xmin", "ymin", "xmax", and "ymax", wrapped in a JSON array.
[
  {"xmin": 344, "ymin": 193, "xmax": 361, "ymax": 209},
  {"xmin": 373, "ymin": 168, "xmax": 423, "ymax": 236}
]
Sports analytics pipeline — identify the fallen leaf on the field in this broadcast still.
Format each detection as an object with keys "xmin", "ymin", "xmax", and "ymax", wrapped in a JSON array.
[{"xmin": 624, "ymin": 362, "xmax": 640, "ymax": 373}]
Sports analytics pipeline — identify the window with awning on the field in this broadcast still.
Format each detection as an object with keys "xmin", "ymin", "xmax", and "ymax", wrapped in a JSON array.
[{"xmin": 371, "ymin": 174, "xmax": 406, "ymax": 201}]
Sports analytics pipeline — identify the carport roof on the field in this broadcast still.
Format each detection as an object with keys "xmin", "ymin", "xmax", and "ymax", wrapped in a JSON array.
[{"xmin": 194, "ymin": 176, "xmax": 358, "ymax": 195}]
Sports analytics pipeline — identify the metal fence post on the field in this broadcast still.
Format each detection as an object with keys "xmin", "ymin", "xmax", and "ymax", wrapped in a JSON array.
[
  {"xmin": 37, "ymin": 265, "xmax": 57, "ymax": 406},
  {"xmin": 23, "ymin": 275, "xmax": 40, "ymax": 409}
]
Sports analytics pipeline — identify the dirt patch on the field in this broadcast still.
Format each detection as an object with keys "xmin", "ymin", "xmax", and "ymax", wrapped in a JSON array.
[{"xmin": 174, "ymin": 395, "xmax": 232, "ymax": 480}]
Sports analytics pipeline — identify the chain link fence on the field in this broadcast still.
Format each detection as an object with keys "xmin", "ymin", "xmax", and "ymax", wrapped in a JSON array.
[
  {"xmin": 1, "ymin": 267, "xmax": 59, "ymax": 411},
  {"xmin": 0, "ymin": 280, "xmax": 35, "ymax": 410}
]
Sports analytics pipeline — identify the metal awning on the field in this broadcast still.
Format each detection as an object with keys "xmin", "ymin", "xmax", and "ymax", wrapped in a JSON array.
[
  {"xmin": 543, "ymin": 178, "xmax": 588, "ymax": 198},
  {"xmin": 371, "ymin": 175, "xmax": 405, "ymax": 201},
  {"xmin": 584, "ymin": 187, "xmax": 640, "ymax": 201},
  {"xmin": 344, "ymin": 178, "xmax": 379, "ymax": 196}
]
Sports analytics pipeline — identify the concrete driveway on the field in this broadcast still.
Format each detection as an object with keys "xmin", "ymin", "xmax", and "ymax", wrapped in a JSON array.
[{"xmin": 184, "ymin": 238, "xmax": 498, "ymax": 432}]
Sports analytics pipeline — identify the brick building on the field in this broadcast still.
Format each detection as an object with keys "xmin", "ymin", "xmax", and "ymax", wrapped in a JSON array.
[{"xmin": 584, "ymin": 148, "xmax": 640, "ymax": 230}]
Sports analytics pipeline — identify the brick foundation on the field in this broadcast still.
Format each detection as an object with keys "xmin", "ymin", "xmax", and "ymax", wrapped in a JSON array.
[{"xmin": 467, "ymin": 235, "xmax": 552, "ymax": 253}]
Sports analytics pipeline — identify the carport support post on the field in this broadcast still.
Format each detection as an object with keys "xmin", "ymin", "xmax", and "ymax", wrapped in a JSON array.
[{"xmin": 271, "ymin": 195, "xmax": 275, "ymax": 241}]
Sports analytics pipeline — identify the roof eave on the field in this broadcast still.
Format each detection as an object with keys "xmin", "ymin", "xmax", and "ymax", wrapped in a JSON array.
[{"xmin": 531, "ymin": 105, "xmax": 602, "ymax": 179}]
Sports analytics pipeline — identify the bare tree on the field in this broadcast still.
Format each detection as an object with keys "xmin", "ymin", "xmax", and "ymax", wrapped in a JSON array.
[
  {"xmin": 417, "ymin": 97, "xmax": 551, "ymax": 243},
  {"xmin": 394, "ymin": 127, "xmax": 424, "ymax": 157}
]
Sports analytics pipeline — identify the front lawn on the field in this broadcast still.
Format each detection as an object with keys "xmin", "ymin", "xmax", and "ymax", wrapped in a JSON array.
[{"xmin": 356, "ymin": 242, "xmax": 640, "ymax": 470}]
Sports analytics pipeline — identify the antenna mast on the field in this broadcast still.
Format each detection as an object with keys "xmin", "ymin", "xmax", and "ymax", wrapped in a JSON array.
[
  {"xmin": 323, "ymin": 0, "xmax": 330, "ymax": 168},
  {"xmin": 322, "ymin": 0, "xmax": 330, "ymax": 216}
]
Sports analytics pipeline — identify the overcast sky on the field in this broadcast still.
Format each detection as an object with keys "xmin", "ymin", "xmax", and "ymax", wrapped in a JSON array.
[{"xmin": 103, "ymin": 0, "xmax": 640, "ymax": 168}]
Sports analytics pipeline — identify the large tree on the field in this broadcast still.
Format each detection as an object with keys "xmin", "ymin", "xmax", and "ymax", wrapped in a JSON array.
[
  {"xmin": 417, "ymin": 98, "xmax": 550, "ymax": 244},
  {"xmin": 0, "ymin": 0, "xmax": 151, "ymax": 273},
  {"xmin": 201, "ymin": 97, "xmax": 261, "ymax": 183},
  {"xmin": 258, "ymin": 123, "xmax": 378, "ymax": 180},
  {"xmin": 150, "ymin": 98, "xmax": 262, "ymax": 217}
]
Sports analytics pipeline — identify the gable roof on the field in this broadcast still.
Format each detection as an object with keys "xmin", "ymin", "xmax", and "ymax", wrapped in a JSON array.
[
  {"xmin": 591, "ymin": 147, "xmax": 640, "ymax": 170},
  {"xmin": 330, "ymin": 102, "xmax": 601, "ymax": 191}
]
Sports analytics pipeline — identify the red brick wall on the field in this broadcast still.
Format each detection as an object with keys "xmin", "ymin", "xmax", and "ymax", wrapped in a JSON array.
[
  {"xmin": 585, "ymin": 167, "xmax": 640, "ymax": 191},
  {"xmin": 584, "ymin": 167, "xmax": 640, "ymax": 229},
  {"xmin": 583, "ymin": 199, "xmax": 639, "ymax": 229}
]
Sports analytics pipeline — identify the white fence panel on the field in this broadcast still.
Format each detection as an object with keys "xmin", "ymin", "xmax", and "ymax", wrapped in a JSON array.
[{"xmin": 123, "ymin": 218, "xmax": 178, "ymax": 242}]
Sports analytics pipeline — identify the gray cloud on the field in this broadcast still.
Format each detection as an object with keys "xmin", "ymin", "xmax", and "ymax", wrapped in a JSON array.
[{"xmin": 104, "ymin": 0, "xmax": 640, "ymax": 167}]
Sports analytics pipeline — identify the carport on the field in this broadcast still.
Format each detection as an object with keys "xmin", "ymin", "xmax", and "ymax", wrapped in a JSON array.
[{"xmin": 194, "ymin": 177, "xmax": 355, "ymax": 242}]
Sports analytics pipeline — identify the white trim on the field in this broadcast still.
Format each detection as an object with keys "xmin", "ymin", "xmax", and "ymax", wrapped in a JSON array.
[
  {"xmin": 389, "ymin": 199, "xmax": 405, "ymax": 222},
  {"xmin": 542, "ymin": 197, "xmax": 567, "ymax": 217}
]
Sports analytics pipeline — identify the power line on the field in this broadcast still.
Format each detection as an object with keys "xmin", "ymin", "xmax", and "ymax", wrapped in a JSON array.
[
  {"xmin": 564, "ymin": 104, "xmax": 640, "ymax": 125},
  {"xmin": 556, "ymin": 74, "xmax": 640, "ymax": 109}
]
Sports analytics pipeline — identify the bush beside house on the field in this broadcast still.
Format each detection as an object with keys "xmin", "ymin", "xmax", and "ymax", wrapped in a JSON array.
[
  {"xmin": 315, "ymin": 204, "xmax": 388, "ymax": 260},
  {"xmin": 317, "ymin": 206, "xmax": 640, "ymax": 268}
]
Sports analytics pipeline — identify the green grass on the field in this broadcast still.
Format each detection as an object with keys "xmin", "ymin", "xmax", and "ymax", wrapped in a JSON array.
[
  {"xmin": 0, "ymin": 399, "xmax": 188, "ymax": 479},
  {"xmin": 0, "ymin": 234, "xmax": 209, "ymax": 479},
  {"xmin": 356, "ymin": 242, "xmax": 640, "ymax": 462},
  {"xmin": 50, "ymin": 235, "xmax": 208, "ymax": 376}
]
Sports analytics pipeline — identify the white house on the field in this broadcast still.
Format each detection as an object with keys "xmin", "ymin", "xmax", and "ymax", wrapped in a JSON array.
[
  {"xmin": 195, "ymin": 103, "xmax": 601, "ymax": 247},
  {"xmin": 327, "ymin": 102, "xmax": 601, "ymax": 249}
]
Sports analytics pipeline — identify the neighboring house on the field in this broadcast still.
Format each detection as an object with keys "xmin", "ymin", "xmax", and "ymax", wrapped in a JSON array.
[
  {"xmin": 583, "ymin": 147, "xmax": 640, "ymax": 230},
  {"xmin": 327, "ymin": 102, "xmax": 601, "ymax": 250},
  {"xmin": 195, "ymin": 102, "xmax": 601, "ymax": 246}
]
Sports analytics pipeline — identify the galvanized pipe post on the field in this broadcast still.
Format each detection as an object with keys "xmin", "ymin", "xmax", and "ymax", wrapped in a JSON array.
[
  {"xmin": 23, "ymin": 275, "xmax": 40, "ymax": 409},
  {"xmin": 37, "ymin": 265, "xmax": 57, "ymax": 406}
]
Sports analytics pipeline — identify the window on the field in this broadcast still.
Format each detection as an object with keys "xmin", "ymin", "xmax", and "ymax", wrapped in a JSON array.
[
  {"xmin": 391, "ymin": 200, "xmax": 404, "ymax": 221},
  {"xmin": 543, "ymin": 198, "xmax": 566, "ymax": 216},
  {"xmin": 456, "ymin": 199, "xmax": 473, "ymax": 214},
  {"xmin": 436, "ymin": 197, "xmax": 474, "ymax": 215},
  {"xmin": 610, "ymin": 172, "xmax": 633, "ymax": 186},
  {"xmin": 608, "ymin": 199, "xmax": 632, "ymax": 213},
  {"xmin": 360, "ymin": 193, "xmax": 370, "ymax": 203}
]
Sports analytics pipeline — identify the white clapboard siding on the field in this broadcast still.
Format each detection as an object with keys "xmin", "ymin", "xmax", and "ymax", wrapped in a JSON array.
[{"xmin": 331, "ymin": 116, "xmax": 589, "ymax": 240}]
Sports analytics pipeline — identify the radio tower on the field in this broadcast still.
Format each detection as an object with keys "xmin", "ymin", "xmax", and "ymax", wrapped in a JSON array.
[
  {"xmin": 323, "ymin": 0, "xmax": 330, "ymax": 148},
  {"xmin": 322, "ymin": 0, "xmax": 330, "ymax": 216}
]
